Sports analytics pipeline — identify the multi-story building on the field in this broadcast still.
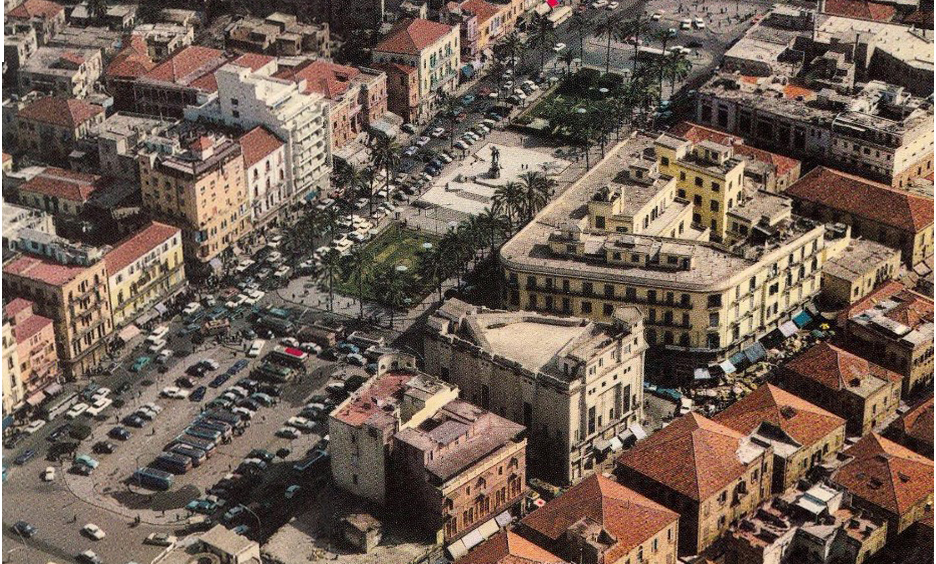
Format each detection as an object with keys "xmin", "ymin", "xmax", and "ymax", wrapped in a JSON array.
[
  {"xmin": 2, "ymin": 203, "xmax": 54, "ymax": 261},
  {"xmin": 18, "ymin": 46, "xmax": 102, "ymax": 98},
  {"xmin": 885, "ymin": 395, "xmax": 933, "ymax": 458},
  {"xmin": 138, "ymin": 126, "xmax": 250, "ymax": 274},
  {"xmin": 374, "ymin": 61, "xmax": 420, "ymax": 126},
  {"xmin": 779, "ymin": 342, "xmax": 902, "ymax": 435},
  {"xmin": 832, "ymin": 433, "xmax": 933, "ymax": 540},
  {"xmin": 104, "ymin": 221, "xmax": 185, "ymax": 327},
  {"xmin": 2, "ymin": 235, "xmax": 112, "ymax": 379},
  {"xmin": 820, "ymin": 238, "xmax": 901, "ymax": 307},
  {"xmin": 615, "ymin": 413, "xmax": 773, "ymax": 556},
  {"xmin": 714, "ymin": 383, "xmax": 846, "ymax": 492},
  {"xmin": 132, "ymin": 23, "xmax": 193, "ymax": 59},
  {"xmin": 2, "ymin": 319, "xmax": 24, "ymax": 418},
  {"xmin": 7, "ymin": 0, "xmax": 66, "ymax": 44},
  {"xmin": 225, "ymin": 13, "xmax": 330, "ymax": 58},
  {"xmin": 273, "ymin": 60, "xmax": 388, "ymax": 150},
  {"xmin": 456, "ymin": 531, "xmax": 563, "ymax": 564},
  {"xmin": 696, "ymin": 75, "xmax": 934, "ymax": 188},
  {"xmin": 392, "ymin": 398, "xmax": 527, "ymax": 544},
  {"xmin": 4, "ymin": 23, "xmax": 39, "ymax": 76},
  {"xmin": 442, "ymin": 0, "xmax": 524, "ymax": 60},
  {"xmin": 103, "ymin": 34, "xmax": 156, "ymax": 112},
  {"xmin": 238, "ymin": 126, "xmax": 287, "ymax": 227},
  {"xmin": 132, "ymin": 46, "xmax": 233, "ymax": 118},
  {"xmin": 425, "ymin": 299, "xmax": 646, "ymax": 485},
  {"xmin": 84, "ymin": 112, "xmax": 175, "ymax": 181},
  {"xmin": 838, "ymin": 281, "xmax": 934, "ymax": 397},
  {"xmin": 16, "ymin": 167, "xmax": 103, "ymax": 218},
  {"xmin": 13, "ymin": 96, "xmax": 104, "ymax": 163},
  {"xmin": 500, "ymin": 135, "xmax": 830, "ymax": 379},
  {"xmin": 786, "ymin": 167, "xmax": 934, "ymax": 267},
  {"xmin": 45, "ymin": 25, "xmax": 124, "ymax": 60},
  {"xmin": 4, "ymin": 299, "xmax": 59, "ymax": 404},
  {"xmin": 186, "ymin": 54, "xmax": 332, "ymax": 202},
  {"xmin": 372, "ymin": 18, "xmax": 460, "ymax": 124},
  {"xmin": 517, "ymin": 474, "xmax": 680, "ymax": 564}
]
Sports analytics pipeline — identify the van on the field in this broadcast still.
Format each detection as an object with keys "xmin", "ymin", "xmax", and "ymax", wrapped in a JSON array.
[
  {"xmin": 248, "ymin": 339, "xmax": 266, "ymax": 358},
  {"xmin": 148, "ymin": 339, "xmax": 167, "ymax": 354},
  {"xmin": 157, "ymin": 349, "xmax": 174, "ymax": 364},
  {"xmin": 149, "ymin": 326, "xmax": 169, "ymax": 342}
]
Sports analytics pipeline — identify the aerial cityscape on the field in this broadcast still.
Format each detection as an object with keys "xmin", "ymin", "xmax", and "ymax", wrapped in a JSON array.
[{"xmin": 0, "ymin": 0, "xmax": 932, "ymax": 561}]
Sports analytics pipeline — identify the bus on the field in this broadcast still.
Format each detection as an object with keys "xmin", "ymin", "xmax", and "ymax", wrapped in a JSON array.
[
  {"xmin": 192, "ymin": 419, "xmax": 232, "ymax": 440},
  {"xmin": 155, "ymin": 452, "xmax": 192, "ymax": 475},
  {"xmin": 256, "ymin": 362, "xmax": 294, "ymax": 382},
  {"xmin": 44, "ymin": 392, "xmax": 79, "ymax": 421},
  {"xmin": 172, "ymin": 434, "xmax": 216, "ymax": 454},
  {"xmin": 268, "ymin": 346, "xmax": 309, "ymax": 371},
  {"xmin": 202, "ymin": 410, "xmax": 243, "ymax": 429},
  {"xmin": 185, "ymin": 426, "xmax": 221, "ymax": 441},
  {"xmin": 168, "ymin": 444, "xmax": 207, "ymax": 467},
  {"xmin": 132, "ymin": 467, "xmax": 174, "ymax": 491}
]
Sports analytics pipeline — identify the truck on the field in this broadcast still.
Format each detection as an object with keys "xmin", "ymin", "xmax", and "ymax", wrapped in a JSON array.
[{"xmin": 202, "ymin": 318, "xmax": 231, "ymax": 336}]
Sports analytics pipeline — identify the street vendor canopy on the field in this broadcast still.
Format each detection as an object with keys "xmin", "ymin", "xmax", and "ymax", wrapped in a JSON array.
[
  {"xmin": 779, "ymin": 320, "xmax": 798, "ymax": 337},
  {"xmin": 743, "ymin": 342, "xmax": 767, "ymax": 364},
  {"xmin": 792, "ymin": 310, "xmax": 813, "ymax": 328}
]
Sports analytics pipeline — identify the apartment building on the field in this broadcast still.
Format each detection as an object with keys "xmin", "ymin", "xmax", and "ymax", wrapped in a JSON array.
[
  {"xmin": 4, "ymin": 299, "xmax": 59, "ymax": 405},
  {"xmin": 500, "ymin": 135, "xmax": 829, "ymax": 379},
  {"xmin": 16, "ymin": 167, "xmax": 103, "ymax": 218},
  {"xmin": 517, "ymin": 474, "xmax": 680, "ymax": 564},
  {"xmin": 13, "ymin": 96, "xmax": 104, "ymax": 163},
  {"xmin": 2, "ymin": 236, "xmax": 112, "ymax": 379},
  {"xmin": 839, "ymin": 281, "xmax": 934, "ymax": 397},
  {"xmin": 616, "ymin": 413, "xmax": 773, "ymax": 555},
  {"xmin": 7, "ymin": 0, "xmax": 66, "ymax": 44},
  {"xmin": 273, "ymin": 60, "xmax": 388, "ymax": 150},
  {"xmin": 425, "ymin": 299, "xmax": 646, "ymax": 485},
  {"xmin": 832, "ymin": 433, "xmax": 933, "ymax": 540},
  {"xmin": 779, "ymin": 342, "xmax": 901, "ymax": 435},
  {"xmin": 132, "ymin": 46, "xmax": 233, "ymax": 118},
  {"xmin": 237, "ymin": 126, "xmax": 287, "ymax": 226},
  {"xmin": 89, "ymin": 112, "xmax": 174, "ymax": 181},
  {"xmin": 820, "ymin": 238, "xmax": 901, "ymax": 307},
  {"xmin": 443, "ymin": 0, "xmax": 523, "ymax": 60},
  {"xmin": 2, "ymin": 203, "xmax": 54, "ymax": 261},
  {"xmin": 886, "ymin": 395, "xmax": 934, "ymax": 458},
  {"xmin": 2, "ymin": 317, "xmax": 25, "ymax": 419},
  {"xmin": 372, "ymin": 18, "xmax": 460, "ymax": 124},
  {"xmin": 186, "ymin": 54, "xmax": 332, "ymax": 202},
  {"xmin": 132, "ymin": 23, "xmax": 193, "ymax": 59},
  {"xmin": 786, "ymin": 167, "xmax": 934, "ymax": 267},
  {"xmin": 225, "ymin": 13, "xmax": 330, "ymax": 58},
  {"xmin": 138, "ymin": 127, "xmax": 250, "ymax": 274},
  {"xmin": 103, "ymin": 34, "xmax": 156, "ymax": 112},
  {"xmin": 18, "ymin": 46, "xmax": 102, "ymax": 98},
  {"xmin": 5, "ymin": 23, "xmax": 38, "ymax": 76},
  {"xmin": 104, "ymin": 221, "xmax": 185, "ymax": 327},
  {"xmin": 714, "ymin": 384, "xmax": 846, "ymax": 492}
]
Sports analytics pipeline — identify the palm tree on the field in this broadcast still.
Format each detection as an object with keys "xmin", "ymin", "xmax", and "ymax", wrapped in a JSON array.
[
  {"xmin": 439, "ymin": 93, "xmax": 460, "ymax": 150},
  {"xmin": 570, "ymin": 11, "xmax": 591, "ymax": 59},
  {"xmin": 651, "ymin": 29, "xmax": 673, "ymax": 100},
  {"xmin": 487, "ymin": 55, "xmax": 508, "ymax": 104},
  {"xmin": 594, "ymin": 13, "xmax": 624, "ymax": 75},
  {"xmin": 417, "ymin": 244, "xmax": 446, "ymax": 302},
  {"xmin": 373, "ymin": 263, "xmax": 410, "ymax": 328},
  {"xmin": 519, "ymin": 171, "xmax": 551, "ymax": 221},
  {"xmin": 559, "ymin": 49, "xmax": 577, "ymax": 76},
  {"xmin": 492, "ymin": 181, "xmax": 525, "ymax": 234},
  {"xmin": 664, "ymin": 51, "xmax": 692, "ymax": 99},
  {"xmin": 622, "ymin": 15, "xmax": 652, "ymax": 82},
  {"xmin": 528, "ymin": 13, "xmax": 556, "ymax": 76},
  {"xmin": 499, "ymin": 31, "xmax": 524, "ymax": 77},
  {"xmin": 318, "ymin": 249, "xmax": 342, "ymax": 312},
  {"xmin": 477, "ymin": 207, "xmax": 508, "ymax": 258},
  {"xmin": 342, "ymin": 246, "xmax": 372, "ymax": 319},
  {"xmin": 370, "ymin": 135, "xmax": 400, "ymax": 195}
]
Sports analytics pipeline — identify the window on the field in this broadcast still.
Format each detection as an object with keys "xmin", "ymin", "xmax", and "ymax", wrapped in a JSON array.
[
  {"xmin": 595, "ymin": 216, "xmax": 605, "ymax": 229},
  {"xmin": 711, "ymin": 181, "xmax": 720, "ymax": 191},
  {"xmin": 710, "ymin": 200, "xmax": 719, "ymax": 211},
  {"xmin": 695, "ymin": 176, "xmax": 703, "ymax": 187},
  {"xmin": 694, "ymin": 195, "xmax": 702, "ymax": 205},
  {"xmin": 581, "ymin": 301, "xmax": 592, "ymax": 313}
]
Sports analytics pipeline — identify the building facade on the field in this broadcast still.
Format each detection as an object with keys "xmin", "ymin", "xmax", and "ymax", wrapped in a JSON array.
[
  {"xmin": 820, "ymin": 237, "xmax": 901, "ymax": 307},
  {"xmin": 237, "ymin": 126, "xmax": 287, "ymax": 226},
  {"xmin": 16, "ymin": 167, "xmax": 102, "ymax": 218},
  {"xmin": 18, "ymin": 46, "xmax": 103, "ymax": 98},
  {"xmin": 13, "ymin": 96, "xmax": 104, "ymax": 164},
  {"xmin": 131, "ymin": 46, "xmax": 232, "ymax": 118},
  {"xmin": 4, "ymin": 299, "xmax": 59, "ymax": 404}
]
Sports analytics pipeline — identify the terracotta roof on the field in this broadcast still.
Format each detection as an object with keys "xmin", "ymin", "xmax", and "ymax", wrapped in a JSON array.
[
  {"xmin": 105, "ymin": 35, "xmax": 156, "ymax": 79},
  {"xmin": 456, "ymin": 531, "xmax": 564, "ymax": 564},
  {"xmin": 784, "ymin": 342, "xmax": 902, "ymax": 392},
  {"xmin": 18, "ymin": 167, "xmax": 101, "ymax": 203},
  {"xmin": 104, "ymin": 221, "xmax": 180, "ymax": 275},
  {"xmin": 8, "ymin": 0, "xmax": 63, "ymax": 20},
  {"xmin": 58, "ymin": 51, "xmax": 85, "ymax": 67},
  {"xmin": 12, "ymin": 314, "xmax": 53, "ymax": 343},
  {"xmin": 4, "ymin": 298, "xmax": 33, "ymax": 318},
  {"xmin": 823, "ymin": 0, "xmax": 896, "ymax": 21},
  {"xmin": 715, "ymin": 384, "xmax": 845, "ymax": 449},
  {"xmin": 375, "ymin": 18, "xmax": 454, "ymax": 55},
  {"xmin": 17, "ymin": 96, "xmax": 103, "ymax": 129},
  {"xmin": 273, "ymin": 59, "xmax": 360, "ymax": 99},
  {"xmin": 897, "ymin": 396, "xmax": 934, "ymax": 449},
  {"xmin": 785, "ymin": 167, "xmax": 935, "ymax": 233},
  {"xmin": 733, "ymin": 145, "xmax": 800, "ymax": 177},
  {"xmin": 617, "ymin": 412, "xmax": 755, "ymax": 501},
  {"xmin": 139, "ymin": 46, "xmax": 228, "ymax": 92},
  {"xmin": 238, "ymin": 126, "xmax": 284, "ymax": 169},
  {"xmin": 669, "ymin": 121, "xmax": 738, "ymax": 145},
  {"xmin": 3, "ymin": 253, "xmax": 91, "ymax": 287},
  {"xmin": 461, "ymin": 0, "xmax": 501, "ymax": 24},
  {"xmin": 833, "ymin": 433, "xmax": 933, "ymax": 515},
  {"xmin": 838, "ymin": 281, "xmax": 934, "ymax": 328},
  {"xmin": 374, "ymin": 61, "xmax": 417, "ymax": 75},
  {"xmin": 231, "ymin": 53, "xmax": 275, "ymax": 72},
  {"xmin": 782, "ymin": 84, "xmax": 815, "ymax": 101},
  {"xmin": 520, "ymin": 474, "xmax": 678, "ymax": 562},
  {"xmin": 903, "ymin": 8, "xmax": 934, "ymax": 28}
]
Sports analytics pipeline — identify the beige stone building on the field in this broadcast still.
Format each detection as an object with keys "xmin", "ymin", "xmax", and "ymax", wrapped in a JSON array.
[
  {"xmin": 13, "ymin": 96, "xmax": 104, "ymax": 164},
  {"xmin": 4, "ymin": 298, "xmax": 59, "ymax": 405},
  {"xmin": 139, "ymin": 128, "xmax": 249, "ymax": 275},
  {"xmin": 425, "ymin": 299, "xmax": 646, "ymax": 485},
  {"xmin": 616, "ymin": 413, "xmax": 773, "ymax": 556},
  {"xmin": 18, "ymin": 46, "xmax": 102, "ymax": 99},
  {"xmin": 821, "ymin": 237, "xmax": 901, "ymax": 307},
  {"xmin": 2, "ymin": 319, "xmax": 25, "ymax": 417}
]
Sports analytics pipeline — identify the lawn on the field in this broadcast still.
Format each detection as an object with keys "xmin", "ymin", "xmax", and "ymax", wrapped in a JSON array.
[{"xmin": 333, "ymin": 224, "xmax": 441, "ymax": 304}]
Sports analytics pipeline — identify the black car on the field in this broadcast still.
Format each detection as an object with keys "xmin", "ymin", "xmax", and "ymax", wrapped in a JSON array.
[
  {"xmin": 175, "ymin": 376, "xmax": 195, "ymax": 389},
  {"xmin": 93, "ymin": 441, "xmax": 116, "ymax": 454},
  {"xmin": 109, "ymin": 426, "xmax": 131, "ymax": 440},
  {"xmin": 14, "ymin": 449, "xmax": 37, "ymax": 465},
  {"xmin": 248, "ymin": 448, "xmax": 275, "ymax": 463},
  {"xmin": 77, "ymin": 551, "xmax": 102, "ymax": 564},
  {"xmin": 190, "ymin": 386, "xmax": 207, "ymax": 402},
  {"xmin": 115, "ymin": 381, "xmax": 132, "ymax": 395},
  {"xmin": 237, "ymin": 398, "xmax": 262, "ymax": 412},
  {"xmin": 4, "ymin": 431, "xmax": 26, "ymax": 450},
  {"xmin": 186, "ymin": 363, "xmax": 207, "ymax": 378},
  {"xmin": 209, "ymin": 373, "xmax": 230, "ymax": 388},
  {"xmin": 47, "ymin": 424, "xmax": 70, "ymax": 442},
  {"xmin": 122, "ymin": 414, "xmax": 145, "ymax": 428},
  {"xmin": 71, "ymin": 464, "xmax": 92, "ymax": 476},
  {"xmin": 11, "ymin": 521, "xmax": 37, "ymax": 538}
]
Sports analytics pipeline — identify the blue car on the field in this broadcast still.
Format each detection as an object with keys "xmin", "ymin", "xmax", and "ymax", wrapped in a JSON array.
[
  {"xmin": 229, "ymin": 359, "xmax": 249, "ymax": 374},
  {"xmin": 109, "ymin": 426, "xmax": 131, "ymax": 440},
  {"xmin": 190, "ymin": 386, "xmax": 207, "ymax": 402},
  {"xmin": 14, "ymin": 449, "xmax": 36, "ymax": 465},
  {"xmin": 336, "ymin": 342, "xmax": 360, "ymax": 355},
  {"xmin": 462, "ymin": 94, "xmax": 475, "ymax": 105},
  {"xmin": 209, "ymin": 373, "xmax": 230, "ymax": 388}
]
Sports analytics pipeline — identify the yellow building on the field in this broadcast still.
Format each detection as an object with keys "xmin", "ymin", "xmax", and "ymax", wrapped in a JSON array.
[
  {"xmin": 2, "ymin": 320, "xmax": 24, "ymax": 417},
  {"xmin": 104, "ymin": 221, "xmax": 186, "ymax": 327},
  {"xmin": 655, "ymin": 133, "xmax": 746, "ymax": 242},
  {"xmin": 821, "ymin": 237, "xmax": 901, "ymax": 307},
  {"xmin": 139, "ymin": 129, "xmax": 249, "ymax": 275}
]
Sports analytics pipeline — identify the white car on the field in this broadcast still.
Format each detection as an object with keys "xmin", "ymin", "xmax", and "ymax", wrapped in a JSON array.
[
  {"xmin": 403, "ymin": 145, "xmax": 418, "ymax": 157},
  {"xmin": 348, "ymin": 232, "xmax": 368, "ymax": 243},
  {"xmin": 83, "ymin": 523, "xmax": 106, "ymax": 541},
  {"xmin": 591, "ymin": 0, "xmax": 608, "ymax": 7},
  {"xmin": 276, "ymin": 427, "xmax": 300, "ymax": 439},
  {"xmin": 693, "ymin": 17, "xmax": 705, "ymax": 28},
  {"xmin": 143, "ymin": 402, "xmax": 163, "ymax": 414},
  {"xmin": 42, "ymin": 466, "xmax": 55, "ymax": 481},
  {"xmin": 85, "ymin": 397, "xmax": 113, "ymax": 416},
  {"xmin": 415, "ymin": 136, "xmax": 431, "ymax": 147},
  {"xmin": 431, "ymin": 127, "xmax": 446, "ymax": 138},
  {"xmin": 651, "ymin": 10, "xmax": 663, "ymax": 20},
  {"xmin": 607, "ymin": 1, "xmax": 618, "ymax": 8},
  {"xmin": 248, "ymin": 339, "xmax": 266, "ymax": 358},
  {"xmin": 183, "ymin": 302, "xmax": 201, "ymax": 315},
  {"xmin": 203, "ymin": 360, "xmax": 219, "ymax": 371},
  {"xmin": 454, "ymin": 140, "xmax": 469, "ymax": 150},
  {"xmin": 281, "ymin": 337, "xmax": 300, "ymax": 348},
  {"xmin": 24, "ymin": 420, "xmax": 46, "ymax": 434},
  {"xmin": 300, "ymin": 342, "xmax": 323, "ymax": 355},
  {"xmin": 267, "ymin": 234, "xmax": 283, "ymax": 247},
  {"xmin": 552, "ymin": 42, "xmax": 566, "ymax": 53},
  {"xmin": 66, "ymin": 403, "xmax": 89, "ymax": 419},
  {"xmin": 680, "ymin": 18, "xmax": 692, "ymax": 29},
  {"xmin": 286, "ymin": 416, "xmax": 315, "ymax": 431},
  {"xmin": 523, "ymin": 80, "xmax": 539, "ymax": 91},
  {"xmin": 160, "ymin": 387, "xmax": 189, "ymax": 400},
  {"xmin": 243, "ymin": 289, "xmax": 265, "ymax": 305},
  {"xmin": 145, "ymin": 533, "xmax": 177, "ymax": 547}
]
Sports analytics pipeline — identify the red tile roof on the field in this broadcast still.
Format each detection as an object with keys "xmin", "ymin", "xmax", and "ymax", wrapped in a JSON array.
[
  {"xmin": 18, "ymin": 167, "xmax": 101, "ymax": 203},
  {"xmin": 238, "ymin": 126, "xmax": 284, "ymax": 169},
  {"xmin": 734, "ymin": 145, "xmax": 800, "ymax": 177},
  {"xmin": 231, "ymin": 53, "xmax": 275, "ymax": 72},
  {"xmin": 8, "ymin": 0, "xmax": 63, "ymax": 20},
  {"xmin": 785, "ymin": 167, "xmax": 935, "ymax": 232},
  {"xmin": 332, "ymin": 372, "xmax": 413, "ymax": 427},
  {"xmin": 783, "ymin": 342, "xmax": 902, "ymax": 391},
  {"xmin": 5, "ymin": 298, "xmax": 33, "ymax": 318},
  {"xmin": 104, "ymin": 221, "xmax": 180, "ymax": 275},
  {"xmin": 520, "ymin": 474, "xmax": 678, "ymax": 562},
  {"xmin": 838, "ymin": 281, "xmax": 934, "ymax": 328},
  {"xmin": 17, "ymin": 96, "xmax": 103, "ymax": 129},
  {"xmin": 139, "ymin": 46, "xmax": 228, "ymax": 92},
  {"xmin": 456, "ymin": 531, "xmax": 564, "ymax": 564},
  {"xmin": 105, "ymin": 34, "xmax": 156, "ymax": 80},
  {"xmin": 375, "ymin": 18, "xmax": 454, "ymax": 55},
  {"xmin": 617, "ymin": 412, "xmax": 756, "ymax": 501},
  {"xmin": 833, "ymin": 433, "xmax": 933, "ymax": 515},
  {"xmin": 3, "ymin": 253, "xmax": 91, "ymax": 287},
  {"xmin": 670, "ymin": 122, "xmax": 801, "ymax": 177},
  {"xmin": 823, "ymin": 0, "xmax": 896, "ymax": 21},
  {"xmin": 903, "ymin": 8, "xmax": 934, "ymax": 28},
  {"xmin": 461, "ymin": 0, "xmax": 501, "ymax": 25},
  {"xmin": 375, "ymin": 61, "xmax": 417, "ymax": 75},
  {"xmin": 13, "ymin": 314, "xmax": 53, "ymax": 343},
  {"xmin": 783, "ymin": 84, "xmax": 816, "ymax": 101},
  {"xmin": 274, "ymin": 59, "xmax": 361, "ymax": 99},
  {"xmin": 715, "ymin": 384, "xmax": 845, "ymax": 448},
  {"xmin": 897, "ymin": 396, "xmax": 934, "ymax": 449}
]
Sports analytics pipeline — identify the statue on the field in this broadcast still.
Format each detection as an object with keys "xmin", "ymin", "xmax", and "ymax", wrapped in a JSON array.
[{"xmin": 489, "ymin": 145, "xmax": 501, "ymax": 179}]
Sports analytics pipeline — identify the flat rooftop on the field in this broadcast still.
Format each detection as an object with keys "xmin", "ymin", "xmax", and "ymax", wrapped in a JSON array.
[
  {"xmin": 472, "ymin": 315, "xmax": 593, "ymax": 373},
  {"xmin": 822, "ymin": 239, "xmax": 898, "ymax": 282}
]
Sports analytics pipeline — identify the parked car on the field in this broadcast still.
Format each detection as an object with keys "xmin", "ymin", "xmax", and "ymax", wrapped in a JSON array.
[
  {"xmin": 42, "ymin": 466, "xmax": 55, "ymax": 481},
  {"xmin": 82, "ymin": 523, "xmax": 106, "ymax": 540},
  {"xmin": 145, "ymin": 532, "xmax": 177, "ymax": 547},
  {"xmin": 12, "ymin": 521, "xmax": 37, "ymax": 538},
  {"xmin": 109, "ymin": 426, "xmax": 131, "ymax": 440},
  {"xmin": 14, "ymin": 449, "xmax": 37, "ymax": 465},
  {"xmin": 276, "ymin": 427, "xmax": 300, "ymax": 439}
]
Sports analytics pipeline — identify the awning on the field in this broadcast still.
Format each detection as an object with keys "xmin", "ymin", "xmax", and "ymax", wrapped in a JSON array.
[
  {"xmin": 477, "ymin": 518, "xmax": 499, "ymax": 539},
  {"xmin": 534, "ymin": 2, "xmax": 550, "ymax": 14},
  {"xmin": 694, "ymin": 367, "xmax": 713, "ymax": 380},
  {"xmin": 135, "ymin": 310, "xmax": 157, "ymax": 326},
  {"xmin": 118, "ymin": 324, "xmax": 140, "ymax": 342},
  {"xmin": 593, "ymin": 438, "xmax": 611, "ymax": 453},
  {"xmin": 792, "ymin": 310, "xmax": 813, "ymax": 328},
  {"xmin": 743, "ymin": 342, "xmax": 767, "ymax": 364},
  {"xmin": 628, "ymin": 422, "xmax": 647, "ymax": 440},
  {"xmin": 609, "ymin": 436, "xmax": 624, "ymax": 451},
  {"xmin": 43, "ymin": 383, "xmax": 62, "ymax": 396},
  {"xmin": 730, "ymin": 351, "xmax": 749, "ymax": 371},
  {"xmin": 154, "ymin": 303, "xmax": 168, "ymax": 315},
  {"xmin": 462, "ymin": 64, "xmax": 475, "ymax": 78},
  {"xmin": 26, "ymin": 391, "xmax": 46, "ymax": 407},
  {"xmin": 720, "ymin": 359, "xmax": 737, "ymax": 374},
  {"xmin": 779, "ymin": 320, "xmax": 798, "ymax": 337},
  {"xmin": 494, "ymin": 511, "xmax": 512, "ymax": 527},
  {"xmin": 447, "ymin": 539, "xmax": 468, "ymax": 560},
  {"xmin": 462, "ymin": 528, "xmax": 484, "ymax": 550}
]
